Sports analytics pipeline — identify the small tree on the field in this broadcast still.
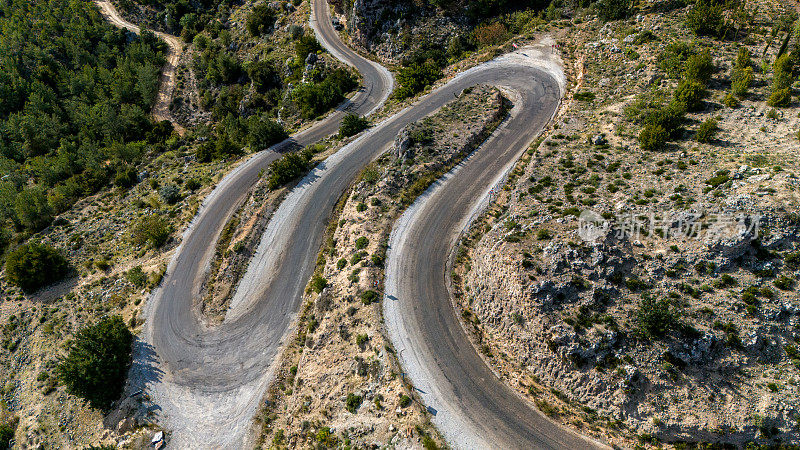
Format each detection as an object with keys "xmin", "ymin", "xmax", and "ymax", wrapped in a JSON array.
[
  {"xmin": 695, "ymin": 118, "xmax": 719, "ymax": 143},
  {"xmin": 5, "ymin": 242, "xmax": 70, "ymax": 293},
  {"xmin": 131, "ymin": 214, "xmax": 171, "ymax": 248},
  {"xmin": 639, "ymin": 124, "xmax": 669, "ymax": 151},
  {"xmin": 295, "ymin": 34, "xmax": 322, "ymax": 61},
  {"xmin": 768, "ymin": 53, "xmax": 795, "ymax": 106},
  {"xmin": 636, "ymin": 296, "xmax": 678, "ymax": 339},
  {"xmin": 731, "ymin": 66, "xmax": 753, "ymax": 97},
  {"xmin": 267, "ymin": 152, "xmax": 309, "ymax": 189},
  {"xmin": 394, "ymin": 62, "xmax": 442, "ymax": 100},
  {"xmin": 246, "ymin": 4, "xmax": 277, "ymax": 37},
  {"xmin": 14, "ymin": 187, "xmax": 53, "ymax": 232},
  {"xmin": 249, "ymin": 116, "xmax": 288, "ymax": 150},
  {"xmin": 597, "ymin": 0, "xmax": 633, "ymax": 22},
  {"xmin": 686, "ymin": 0, "xmax": 725, "ymax": 37},
  {"xmin": 674, "ymin": 80, "xmax": 707, "ymax": 112},
  {"xmin": 57, "ymin": 316, "xmax": 133, "ymax": 409},
  {"xmin": 683, "ymin": 51, "xmax": 714, "ymax": 85},
  {"xmin": 731, "ymin": 48, "xmax": 753, "ymax": 97},
  {"xmin": 339, "ymin": 114, "xmax": 370, "ymax": 138},
  {"xmin": 158, "ymin": 184, "xmax": 181, "ymax": 204}
]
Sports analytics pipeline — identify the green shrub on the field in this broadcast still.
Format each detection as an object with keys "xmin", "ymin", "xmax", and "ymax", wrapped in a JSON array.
[
  {"xmin": 355, "ymin": 236, "xmax": 369, "ymax": 250},
  {"xmin": 639, "ymin": 124, "xmax": 669, "ymax": 151},
  {"xmin": 723, "ymin": 93, "xmax": 740, "ymax": 108},
  {"xmin": 731, "ymin": 67, "xmax": 753, "ymax": 98},
  {"xmin": 394, "ymin": 62, "xmax": 442, "ymax": 100},
  {"xmin": 768, "ymin": 53, "xmax": 795, "ymax": 107},
  {"xmin": 114, "ymin": 165, "xmax": 139, "ymax": 188},
  {"xmin": 657, "ymin": 42, "xmax": 695, "ymax": 78},
  {"xmin": 246, "ymin": 4, "xmax": 277, "ymax": 37},
  {"xmin": 267, "ymin": 152, "xmax": 309, "ymax": 189},
  {"xmin": 596, "ymin": 0, "xmax": 632, "ymax": 22},
  {"xmin": 5, "ymin": 242, "xmax": 70, "ymax": 293},
  {"xmin": 316, "ymin": 426, "xmax": 337, "ymax": 446},
  {"xmin": 131, "ymin": 214, "xmax": 171, "ymax": 248},
  {"xmin": 422, "ymin": 434, "xmax": 440, "ymax": 450},
  {"xmin": 0, "ymin": 228, "xmax": 9, "ymax": 256},
  {"xmin": 399, "ymin": 394, "xmax": 412, "ymax": 408},
  {"xmin": 731, "ymin": 49, "xmax": 753, "ymax": 97},
  {"xmin": 339, "ymin": 113, "xmax": 370, "ymax": 137},
  {"xmin": 0, "ymin": 423, "xmax": 14, "ymax": 449},
  {"xmin": 773, "ymin": 53, "xmax": 795, "ymax": 90},
  {"xmin": 714, "ymin": 273, "xmax": 737, "ymax": 287},
  {"xmin": 14, "ymin": 187, "xmax": 53, "ymax": 232},
  {"xmin": 705, "ymin": 170, "xmax": 730, "ymax": 188},
  {"xmin": 674, "ymin": 80, "xmax": 707, "ymax": 112},
  {"xmin": 310, "ymin": 274, "xmax": 328, "ymax": 293},
  {"xmin": 56, "ymin": 316, "xmax": 133, "ymax": 409},
  {"xmin": 695, "ymin": 118, "xmax": 719, "ymax": 143},
  {"xmin": 292, "ymin": 69, "xmax": 358, "ymax": 119},
  {"xmin": 185, "ymin": 177, "xmax": 202, "ymax": 191},
  {"xmin": 248, "ymin": 116, "xmax": 288, "ymax": 150},
  {"xmin": 686, "ymin": 0, "xmax": 724, "ymax": 37},
  {"xmin": 643, "ymin": 101, "xmax": 686, "ymax": 136},
  {"xmin": 126, "ymin": 265, "xmax": 148, "ymax": 287},
  {"xmin": 288, "ymin": 24, "xmax": 304, "ymax": 40},
  {"xmin": 360, "ymin": 290, "xmax": 379, "ymax": 305},
  {"xmin": 637, "ymin": 296, "xmax": 678, "ymax": 339},
  {"xmin": 683, "ymin": 51, "xmax": 714, "ymax": 84},
  {"xmin": 767, "ymin": 87, "xmax": 791, "ymax": 107},
  {"xmin": 774, "ymin": 275, "xmax": 795, "ymax": 290},
  {"xmin": 573, "ymin": 91, "xmax": 596, "ymax": 102},
  {"xmin": 786, "ymin": 252, "xmax": 800, "ymax": 269},
  {"xmin": 158, "ymin": 184, "xmax": 181, "ymax": 204},
  {"xmin": 346, "ymin": 393, "xmax": 363, "ymax": 413},
  {"xmin": 295, "ymin": 34, "xmax": 322, "ymax": 61},
  {"xmin": 246, "ymin": 60, "xmax": 281, "ymax": 92}
]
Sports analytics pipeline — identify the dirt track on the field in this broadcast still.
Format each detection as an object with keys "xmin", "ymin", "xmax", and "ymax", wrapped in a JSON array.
[{"xmin": 94, "ymin": 1, "xmax": 186, "ymax": 134}]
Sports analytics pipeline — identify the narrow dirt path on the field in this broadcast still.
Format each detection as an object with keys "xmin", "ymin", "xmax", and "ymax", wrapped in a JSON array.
[{"xmin": 94, "ymin": 1, "xmax": 186, "ymax": 135}]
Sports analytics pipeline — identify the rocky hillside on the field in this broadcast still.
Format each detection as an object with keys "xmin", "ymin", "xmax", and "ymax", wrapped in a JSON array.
[{"xmin": 452, "ymin": 1, "xmax": 800, "ymax": 448}]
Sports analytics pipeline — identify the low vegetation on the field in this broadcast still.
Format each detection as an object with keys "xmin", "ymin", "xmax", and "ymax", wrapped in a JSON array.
[
  {"xmin": 4, "ymin": 242, "xmax": 70, "ymax": 293},
  {"xmin": 56, "ymin": 316, "xmax": 134, "ymax": 409}
]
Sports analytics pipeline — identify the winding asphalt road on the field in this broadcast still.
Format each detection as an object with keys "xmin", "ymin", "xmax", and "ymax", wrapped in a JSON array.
[
  {"xmin": 384, "ymin": 50, "xmax": 607, "ymax": 449},
  {"xmin": 97, "ymin": 0, "xmax": 604, "ymax": 447}
]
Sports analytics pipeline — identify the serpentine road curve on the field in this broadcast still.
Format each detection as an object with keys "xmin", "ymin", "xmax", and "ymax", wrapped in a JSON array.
[
  {"xmin": 383, "ymin": 52, "xmax": 608, "ymax": 450},
  {"xmin": 97, "ymin": 0, "xmax": 605, "ymax": 447}
]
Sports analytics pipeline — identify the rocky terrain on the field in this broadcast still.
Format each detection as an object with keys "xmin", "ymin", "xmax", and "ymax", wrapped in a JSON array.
[
  {"xmin": 451, "ymin": 1, "xmax": 800, "ymax": 447},
  {"xmin": 256, "ymin": 85, "xmax": 505, "ymax": 448},
  {"xmin": 329, "ymin": 0, "xmax": 467, "ymax": 64},
  {"xmin": 0, "ymin": 142, "xmax": 231, "ymax": 447}
]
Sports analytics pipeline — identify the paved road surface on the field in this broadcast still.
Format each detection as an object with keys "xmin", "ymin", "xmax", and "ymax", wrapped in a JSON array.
[
  {"xmin": 99, "ymin": 0, "xmax": 605, "ymax": 447},
  {"xmin": 129, "ymin": 0, "xmax": 392, "ymax": 446},
  {"xmin": 384, "ymin": 47, "xmax": 609, "ymax": 449}
]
